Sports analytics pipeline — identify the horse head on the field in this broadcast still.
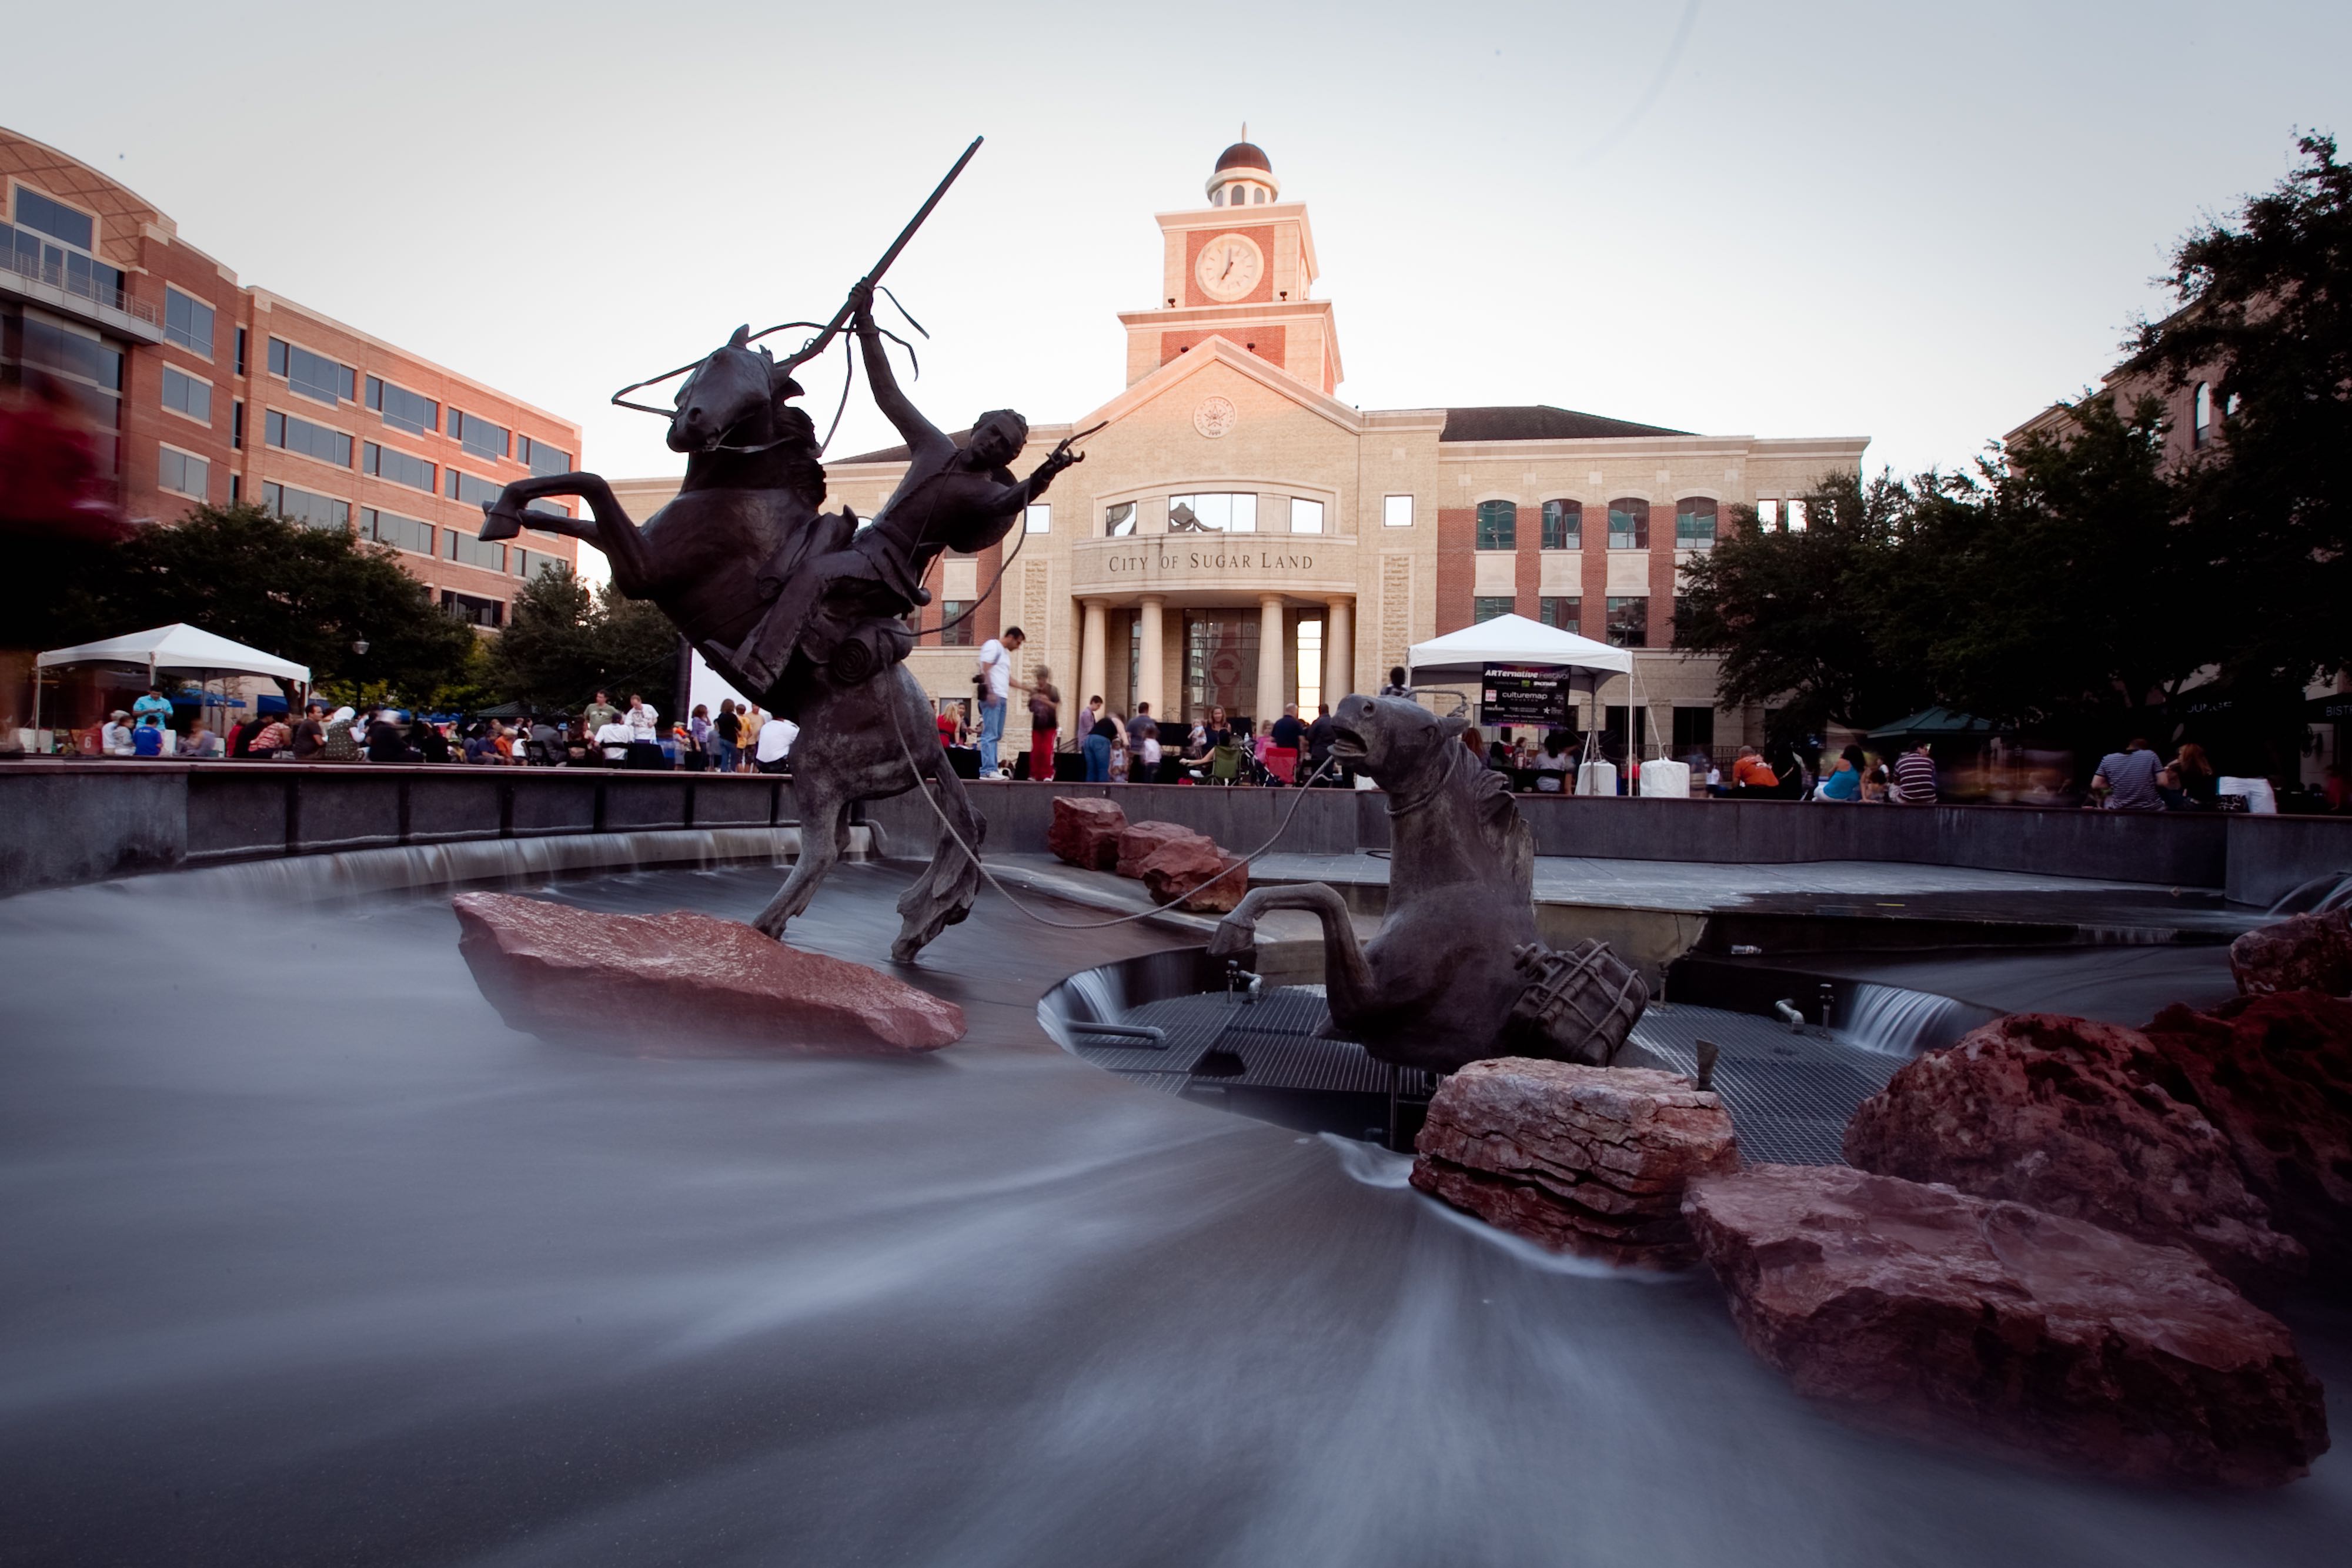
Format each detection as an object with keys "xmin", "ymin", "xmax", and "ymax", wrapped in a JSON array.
[
  {"xmin": 667, "ymin": 325, "xmax": 807, "ymax": 454},
  {"xmin": 1326, "ymin": 694, "xmax": 1469, "ymax": 795}
]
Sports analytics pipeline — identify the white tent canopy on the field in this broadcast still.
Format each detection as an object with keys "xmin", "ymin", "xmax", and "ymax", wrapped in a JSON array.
[
  {"xmin": 1405, "ymin": 613, "xmax": 1631, "ymax": 680},
  {"xmin": 37, "ymin": 623, "xmax": 310, "ymax": 683}
]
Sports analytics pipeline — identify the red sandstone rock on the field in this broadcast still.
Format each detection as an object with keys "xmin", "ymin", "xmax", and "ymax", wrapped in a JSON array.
[
  {"xmin": 1683, "ymin": 1164, "xmax": 2330, "ymax": 1487},
  {"xmin": 1115, "ymin": 820, "xmax": 1203, "ymax": 880},
  {"xmin": 1842, "ymin": 1013, "xmax": 2304, "ymax": 1288},
  {"xmin": 453, "ymin": 892, "xmax": 964, "ymax": 1055},
  {"xmin": 1411, "ymin": 1058, "xmax": 1739, "ymax": 1267},
  {"xmin": 2229, "ymin": 910, "xmax": 2352, "ymax": 997},
  {"xmin": 1136, "ymin": 835, "xmax": 1247, "ymax": 912},
  {"xmin": 2143, "ymin": 990, "xmax": 2352, "ymax": 1278},
  {"xmin": 1046, "ymin": 797, "xmax": 1126, "ymax": 871}
]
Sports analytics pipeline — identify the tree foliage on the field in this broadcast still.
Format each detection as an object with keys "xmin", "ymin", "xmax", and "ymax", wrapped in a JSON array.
[{"xmin": 489, "ymin": 565, "xmax": 679, "ymax": 714}]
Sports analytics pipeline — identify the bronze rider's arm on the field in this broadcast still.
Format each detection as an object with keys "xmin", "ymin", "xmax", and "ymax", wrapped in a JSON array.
[{"xmin": 853, "ymin": 294, "xmax": 954, "ymax": 462}]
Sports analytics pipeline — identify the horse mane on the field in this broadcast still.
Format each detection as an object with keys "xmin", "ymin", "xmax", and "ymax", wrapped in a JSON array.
[{"xmin": 769, "ymin": 405, "xmax": 827, "ymax": 509}]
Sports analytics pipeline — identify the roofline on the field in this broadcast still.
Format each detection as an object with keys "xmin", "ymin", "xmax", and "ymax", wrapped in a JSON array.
[{"xmin": 249, "ymin": 287, "xmax": 583, "ymax": 436}]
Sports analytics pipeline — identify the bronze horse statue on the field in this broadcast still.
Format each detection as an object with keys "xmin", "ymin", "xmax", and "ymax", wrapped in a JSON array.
[{"xmin": 478, "ymin": 310, "xmax": 1069, "ymax": 962}]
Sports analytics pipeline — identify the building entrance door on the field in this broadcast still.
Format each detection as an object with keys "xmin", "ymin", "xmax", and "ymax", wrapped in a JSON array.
[{"xmin": 1184, "ymin": 613, "xmax": 1259, "ymax": 724}]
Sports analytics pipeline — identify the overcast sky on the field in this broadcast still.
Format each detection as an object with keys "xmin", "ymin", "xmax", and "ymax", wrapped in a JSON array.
[{"xmin": 16, "ymin": 0, "xmax": 2348, "ymax": 490}]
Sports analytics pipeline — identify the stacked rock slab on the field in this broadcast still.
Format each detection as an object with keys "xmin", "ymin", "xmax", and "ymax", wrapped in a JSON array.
[
  {"xmin": 2228, "ymin": 909, "xmax": 2352, "ymax": 997},
  {"xmin": 1114, "ymin": 820, "xmax": 1198, "ymax": 879},
  {"xmin": 1137, "ymin": 837, "xmax": 1248, "ymax": 913},
  {"xmin": 1683, "ymin": 1164, "xmax": 2330, "ymax": 1487},
  {"xmin": 1842, "ymin": 1013, "xmax": 2305, "ymax": 1288},
  {"xmin": 1411, "ymin": 1058, "xmax": 1738, "ymax": 1267},
  {"xmin": 453, "ymin": 892, "xmax": 965, "ymax": 1055},
  {"xmin": 1046, "ymin": 797, "xmax": 1126, "ymax": 871}
]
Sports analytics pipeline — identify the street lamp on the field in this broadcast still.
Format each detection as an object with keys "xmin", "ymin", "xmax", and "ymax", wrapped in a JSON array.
[{"xmin": 352, "ymin": 636, "xmax": 370, "ymax": 656}]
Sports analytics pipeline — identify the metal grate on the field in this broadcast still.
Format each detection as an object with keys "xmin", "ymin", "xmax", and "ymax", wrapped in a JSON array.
[{"xmin": 1631, "ymin": 1009, "xmax": 1905, "ymax": 1167}]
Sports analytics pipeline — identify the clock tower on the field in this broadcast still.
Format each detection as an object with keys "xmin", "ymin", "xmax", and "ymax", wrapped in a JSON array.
[{"xmin": 1118, "ymin": 135, "xmax": 1344, "ymax": 395}]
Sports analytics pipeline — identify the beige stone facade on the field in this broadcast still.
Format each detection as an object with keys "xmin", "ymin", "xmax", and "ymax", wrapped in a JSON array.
[{"xmin": 621, "ymin": 141, "xmax": 1869, "ymax": 760}]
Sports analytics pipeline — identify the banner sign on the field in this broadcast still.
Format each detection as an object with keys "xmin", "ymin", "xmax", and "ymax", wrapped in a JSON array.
[{"xmin": 1480, "ymin": 664, "xmax": 1573, "ymax": 728}]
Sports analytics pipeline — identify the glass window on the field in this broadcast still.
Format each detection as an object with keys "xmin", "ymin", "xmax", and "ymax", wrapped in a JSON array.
[
  {"xmin": 268, "ymin": 338, "xmax": 355, "ymax": 405},
  {"xmin": 450, "ymin": 409, "xmax": 509, "ymax": 462},
  {"xmin": 1289, "ymin": 497, "xmax": 1324, "ymax": 534},
  {"xmin": 1755, "ymin": 497, "xmax": 1779, "ymax": 530},
  {"xmin": 440, "ymin": 590, "xmax": 505, "ymax": 628},
  {"xmin": 1472, "ymin": 596, "xmax": 1514, "ymax": 624},
  {"xmin": 1474, "ymin": 500, "xmax": 1516, "ymax": 550},
  {"xmin": 937, "ymin": 601, "xmax": 976, "ymax": 647},
  {"xmin": 516, "ymin": 433, "xmax": 570, "ymax": 475},
  {"xmin": 525, "ymin": 498, "xmax": 569, "ymax": 518},
  {"xmin": 1104, "ymin": 502, "xmax": 1137, "ymax": 537},
  {"xmin": 363, "ymin": 441, "xmax": 435, "ymax": 492},
  {"xmin": 445, "ymin": 468, "xmax": 503, "ymax": 508},
  {"xmin": 1168, "ymin": 493, "xmax": 1257, "ymax": 533},
  {"xmin": 158, "ymin": 447, "xmax": 208, "ymax": 500},
  {"xmin": 260, "ymin": 481, "xmax": 349, "ymax": 531},
  {"xmin": 1384, "ymin": 494, "xmax": 1414, "ymax": 528},
  {"xmin": 14, "ymin": 188, "xmax": 94, "ymax": 249},
  {"xmin": 2192, "ymin": 382, "xmax": 2213, "ymax": 449},
  {"xmin": 265, "ymin": 408, "xmax": 353, "ymax": 467},
  {"xmin": 235, "ymin": 327, "xmax": 247, "ymax": 375},
  {"xmin": 1605, "ymin": 595, "xmax": 1649, "ymax": 648},
  {"xmin": 1607, "ymin": 498, "xmax": 1649, "ymax": 550},
  {"xmin": 366, "ymin": 376, "xmax": 440, "ymax": 436},
  {"xmin": 517, "ymin": 549, "xmax": 566, "ymax": 579},
  {"xmin": 1672, "ymin": 706, "xmax": 1715, "ymax": 753},
  {"xmin": 1538, "ymin": 596, "xmax": 1580, "ymax": 633},
  {"xmin": 163, "ymin": 287, "xmax": 215, "ymax": 357},
  {"xmin": 1786, "ymin": 499, "xmax": 1808, "ymax": 533},
  {"xmin": 1025, "ymin": 503, "xmax": 1051, "ymax": 533},
  {"xmin": 232, "ymin": 400, "xmax": 244, "ymax": 449},
  {"xmin": 1295, "ymin": 618, "xmax": 1324, "ymax": 712},
  {"xmin": 443, "ymin": 528, "xmax": 507, "ymax": 571},
  {"xmin": 161, "ymin": 366, "xmax": 211, "ymax": 424},
  {"xmin": 1675, "ymin": 496, "xmax": 1718, "ymax": 550},
  {"xmin": 1541, "ymin": 499, "xmax": 1581, "ymax": 550},
  {"xmin": 360, "ymin": 507, "xmax": 434, "ymax": 556}
]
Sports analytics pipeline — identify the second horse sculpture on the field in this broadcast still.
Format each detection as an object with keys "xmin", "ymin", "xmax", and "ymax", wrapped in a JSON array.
[{"xmin": 1205, "ymin": 694, "xmax": 1650, "ymax": 1073}]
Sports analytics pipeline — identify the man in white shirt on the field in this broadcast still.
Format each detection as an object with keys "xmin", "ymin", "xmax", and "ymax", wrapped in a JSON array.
[
  {"xmin": 755, "ymin": 715, "xmax": 800, "ymax": 774},
  {"xmin": 593, "ymin": 716, "xmax": 633, "ymax": 764},
  {"xmin": 101, "ymin": 710, "xmax": 133, "ymax": 756},
  {"xmin": 624, "ymin": 693, "xmax": 660, "ymax": 742},
  {"xmin": 973, "ymin": 626, "xmax": 1024, "ymax": 777}
]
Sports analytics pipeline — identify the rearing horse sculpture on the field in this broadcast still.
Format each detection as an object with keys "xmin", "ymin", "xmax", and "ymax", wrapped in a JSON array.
[{"xmin": 477, "ymin": 313, "xmax": 1062, "ymax": 962}]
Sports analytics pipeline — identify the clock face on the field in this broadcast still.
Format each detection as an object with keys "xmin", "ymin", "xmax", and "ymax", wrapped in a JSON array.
[{"xmin": 1194, "ymin": 233, "xmax": 1264, "ymax": 302}]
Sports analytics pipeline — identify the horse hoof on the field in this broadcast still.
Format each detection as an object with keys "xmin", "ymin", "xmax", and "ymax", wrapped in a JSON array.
[{"xmin": 890, "ymin": 938, "xmax": 921, "ymax": 964}]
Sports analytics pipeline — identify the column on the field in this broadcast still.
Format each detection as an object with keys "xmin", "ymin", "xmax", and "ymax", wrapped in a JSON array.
[
  {"xmin": 1256, "ymin": 593, "xmax": 1285, "ymax": 727},
  {"xmin": 1137, "ymin": 595, "xmax": 1165, "ymax": 722},
  {"xmin": 1078, "ymin": 599, "xmax": 1108, "ymax": 712},
  {"xmin": 1324, "ymin": 596, "xmax": 1353, "ymax": 708}
]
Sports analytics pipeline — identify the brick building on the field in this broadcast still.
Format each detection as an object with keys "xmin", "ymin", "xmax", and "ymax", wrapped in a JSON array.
[
  {"xmin": 1, "ymin": 125, "xmax": 581, "ymax": 631},
  {"xmin": 619, "ymin": 139, "xmax": 1869, "ymax": 760}
]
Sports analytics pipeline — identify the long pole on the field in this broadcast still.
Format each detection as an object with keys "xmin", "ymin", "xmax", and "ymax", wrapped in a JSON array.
[{"xmin": 778, "ymin": 136, "xmax": 984, "ymax": 377}]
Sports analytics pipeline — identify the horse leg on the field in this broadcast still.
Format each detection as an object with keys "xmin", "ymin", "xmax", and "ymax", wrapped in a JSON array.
[
  {"xmin": 1206, "ymin": 885, "xmax": 1377, "ymax": 1020},
  {"xmin": 480, "ymin": 473, "xmax": 656, "ymax": 599},
  {"xmin": 751, "ymin": 778, "xmax": 846, "ymax": 940},
  {"xmin": 889, "ymin": 743, "xmax": 987, "ymax": 964}
]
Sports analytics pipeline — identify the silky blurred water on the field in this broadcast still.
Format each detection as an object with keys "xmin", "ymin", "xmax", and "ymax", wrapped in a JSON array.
[{"xmin": 1, "ymin": 862, "xmax": 2346, "ymax": 1567}]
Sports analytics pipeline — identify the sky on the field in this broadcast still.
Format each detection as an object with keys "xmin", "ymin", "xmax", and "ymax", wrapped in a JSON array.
[{"xmin": 15, "ymin": 0, "xmax": 2350, "ymax": 500}]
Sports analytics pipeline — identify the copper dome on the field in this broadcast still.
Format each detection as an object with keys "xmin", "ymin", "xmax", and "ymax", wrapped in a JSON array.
[{"xmin": 1214, "ymin": 141, "xmax": 1271, "ymax": 175}]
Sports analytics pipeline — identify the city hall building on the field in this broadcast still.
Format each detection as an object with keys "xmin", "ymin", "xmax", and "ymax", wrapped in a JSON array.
[{"xmin": 621, "ymin": 141, "xmax": 1868, "ymax": 757}]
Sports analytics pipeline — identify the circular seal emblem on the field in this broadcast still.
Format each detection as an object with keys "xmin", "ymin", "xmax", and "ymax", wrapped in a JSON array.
[{"xmin": 1193, "ymin": 396, "xmax": 1237, "ymax": 439}]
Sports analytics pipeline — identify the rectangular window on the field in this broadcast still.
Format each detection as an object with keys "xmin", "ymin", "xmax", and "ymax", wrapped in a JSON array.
[
  {"xmin": 1541, "ymin": 499, "xmax": 1581, "ymax": 550},
  {"xmin": 362, "ymin": 441, "xmax": 435, "ymax": 492},
  {"xmin": 1104, "ymin": 501, "xmax": 1137, "ymax": 537},
  {"xmin": 229, "ymin": 474, "xmax": 240, "ymax": 504},
  {"xmin": 937, "ymin": 601, "xmax": 976, "ymax": 647},
  {"xmin": 260, "ymin": 481, "xmax": 349, "ymax": 531},
  {"xmin": 161, "ymin": 365, "xmax": 211, "ymax": 424},
  {"xmin": 3, "ymin": 216, "xmax": 125, "ymax": 309},
  {"xmin": 235, "ymin": 327, "xmax": 247, "ymax": 376},
  {"xmin": 1538, "ymin": 596, "xmax": 1581, "ymax": 633},
  {"xmin": 1675, "ymin": 497, "xmax": 1718, "ymax": 550},
  {"xmin": 1472, "ymin": 596, "xmax": 1514, "ymax": 624},
  {"xmin": 1755, "ymin": 498, "xmax": 1779, "ymax": 531},
  {"xmin": 232, "ymin": 400, "xmax": 244, "ymax": 449},
  {"xmin": 268, "ymin": 337, "xmax": 355, "ymax": 404},
  {"xmin": 1607, "ymin": 499, "xmax": 1649, "ymax": 550},
  {"xmin": 1024, "ymin": 503, "xmax": 1051, "ymax": 533},
  {"xmin": 1168, "ymin": 493, "xmax": 1257, "ymax": 533},
  {"xmin": 365, "ymin": 376, "xmax": 439, "ymax": 436},
  {"xmin": 1605, "ymin": 595, "xmax": 1649, "ymax": 648},
  {"xmin": 360, "ymin": 507, "xmax": 434, "ymax": 556},
  {"xmin": 265, "ymin": 408, "xmax": 353, "ymax": 467},
  {"xmin": 440, "ymin": 590, "xmax": 505, "ymax": 628},
  {"xmin": 445, "ymin": 467, "xmax": 503, "ymax": 508},
  {"xmin": 449, "ymin": 409, "xmax": 509, "ymax": 462},
  {"xmin": 157, "ymin": 447, "xmax": 208, "ymax": 500},
  {"xmin": 164, "ymin": 287, "xmax": 215, "ymax": 357},
  {"xmin": 525, "ymin": 497, "xmax": 569, "ymax": 518},
  {"xmin": 515, "ymin": 433, "xmax": 570, "ymax": 475},
  {"xmin": 516, "ymin": 549, "xmax": 566, "ymax": 580},
  {"xmin": 1289, "ymin": 497, "xmax": 1325, "ymax": 534},
  {"xmin": 442, "ymin": 528, "xmax": 507, "ymax": 571},
  {"xmin": 1786, "ymin": 499, "xmax": 1808, "ymax": 532},
  {"xmin": 1384, "ymin": 494, "xmax": 1414, "ymax": 528},
  {"xmin": 1672, "ymin": 706, "xmax": 1716, "ymax": 754},
  {"xmin": 14, "ymin": 187, "xmax": 94, "ymax": 250},
  {"xmin": 1475, "ymin": 500, "xmax": 1516, "ymax": 550}
]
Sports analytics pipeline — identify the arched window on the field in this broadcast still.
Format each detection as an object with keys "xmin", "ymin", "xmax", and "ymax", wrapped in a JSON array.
[
  {"xmin": 1541, "ymin": 499, "xmax": 1581, "ymax": 550},
  {"xmin": 2192, "ymin": 382, "xmax": 2213, "ymax": 449},
  {"xmin": 1252, "ymin": 188, "xmax": 1266, "ymax": 203},
  {"xmin": 1211, "ymin": 188, "xmax": 1224, "ymax": 206},
  {"xmin": 1606, "ymin": 498, "xmax": 1649, "ymax": 550},
  {"xmin": 1674, "ymin": 497, "xmax": 1717, "ymax": 550},
  {"xmin": 1475, "ymin": 500, "xmax": 1516, "ymax": 550}
]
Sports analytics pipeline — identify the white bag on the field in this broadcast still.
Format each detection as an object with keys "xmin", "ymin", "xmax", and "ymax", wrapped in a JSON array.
[
  {"xmin": 1638, "ymin": 758, "xmax": 1690, "ymax": 798},
  {"xmin": 1576, "ymin": 761, "xmax": 1617, "ymax": 797}
]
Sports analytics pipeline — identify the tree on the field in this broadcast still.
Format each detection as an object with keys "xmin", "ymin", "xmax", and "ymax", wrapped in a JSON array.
[{"xmin": 490, "ymin": 565, "xmax": 679, "ymax": 713}]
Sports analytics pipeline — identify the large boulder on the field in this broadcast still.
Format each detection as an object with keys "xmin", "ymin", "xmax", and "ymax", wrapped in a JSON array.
[
  {"xmin": 453, "ymin": 892, "xmax": 964, "ymax": 1055},
  {"xmin": 1046, "ymin": 797, "xmax": 1126, "ymax": 871},
  {"xmin": 2229, "ymin": 909, "xmax": 2352, "ymax": 997},
  {"xmin": 1842, "ymin": 1013, "xmax": 2304, "ymax": 1288},
  {"xmin": 1411, "ymin": 1058, "xmax": 1739, "ymax": 1268},
  {"xmin": 1137, "ymin": 835, "xmax": 1248, "ymax": 912},
  {"xmin": 1684, "ymin": 1164, "xmax": 2330, "ymax": 1487},
  {"xmin": 2143, "ymin": 990, "xmax": 2352, "ymax": 1278},
  {"xmin": 1115, "ymin": 820, "xmax": 1204, "ymax": 880}
]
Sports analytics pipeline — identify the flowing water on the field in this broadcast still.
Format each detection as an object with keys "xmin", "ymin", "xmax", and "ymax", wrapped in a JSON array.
[{"xmin": 1, "ymin": 862, "xmax": 2347, "ymax": 1567}]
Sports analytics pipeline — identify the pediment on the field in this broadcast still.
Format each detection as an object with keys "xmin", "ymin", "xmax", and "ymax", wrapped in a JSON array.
[{"xmin": 1075, "ymin": 335, "xmax": 1360, "ymax": 439}]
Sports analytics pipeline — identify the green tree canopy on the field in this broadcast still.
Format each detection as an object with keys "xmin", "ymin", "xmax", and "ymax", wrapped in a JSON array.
[{"xmin": 490, "ymin": 565, "xmax": 679, "ymax": 714}]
